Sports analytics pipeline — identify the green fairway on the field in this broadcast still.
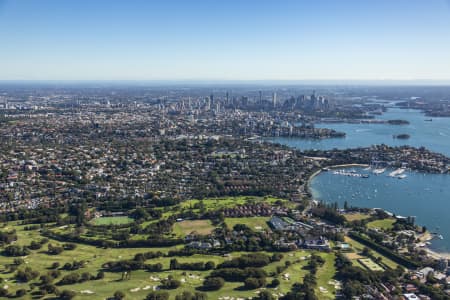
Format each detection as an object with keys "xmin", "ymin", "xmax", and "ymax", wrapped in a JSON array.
[
  {"xmin": 0, "ymin": 193, "xmax": 339, "ymax": 300},
  {"xmin": 0, "ymin": 222, "xmax": 184, "ymax": 299},
  {"xmin": 179, "ymin": 196, "xmax": 287, "ymax": 212},
  {"xmin": 367, "ymin": 218, "xmax": 395, "ymax": 230},
  {"xmin": 315, "ymin": 252, "xmax": 337, "ymax": 299},
  {"xmin": 0, "ymin": 222, "xmax": 342, "ymax": 300},
  {"xmin": 344, "ymin": 213, "xmax": 371, "ymax": 222},
  {"xmin": 172, "ymin": 220, "xmax": 216, "ymax": 237},
  {"xmin": 91, "ymin": 216, "xmax": 134, "ymax": 225},
  {"xmin": 224, "ymin": 216, "xmax": 270, "ymax": 231}
]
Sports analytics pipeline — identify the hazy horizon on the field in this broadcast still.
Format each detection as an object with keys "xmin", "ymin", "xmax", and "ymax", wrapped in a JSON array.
[{"xmin": 1, "ymin": 79, "xmax": 450, "ymax": 87}]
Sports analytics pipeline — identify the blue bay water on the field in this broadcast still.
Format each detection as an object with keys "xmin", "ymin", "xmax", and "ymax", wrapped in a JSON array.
[
  {"xmin": 310, "ymin": 168, "xmax": 450, "ymax": 252},
  {"xmin": 270, "ymin": 107, "xmax": 450, "ymax": 252},
  {"xmin": 272, "ymin": 108, "xmax": 450, "ymax": 157}
]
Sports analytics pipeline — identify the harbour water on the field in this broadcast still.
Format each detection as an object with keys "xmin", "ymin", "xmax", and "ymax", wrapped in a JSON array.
[
  {"xmin": 309, "ymin": 167, "xmax": 450, "ymax": 252},
  {"xmin": 270, "ymin": 107, "xmax": 450, "ymax": 252},
  {"xmin": 272, "ymin": 107, "xmax": 450, "ymax": 157}
]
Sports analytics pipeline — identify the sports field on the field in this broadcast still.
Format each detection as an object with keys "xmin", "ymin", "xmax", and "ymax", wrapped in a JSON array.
[
  {"xmin": 358, "ymin": 258, "xmax": 384, "ymax": 271},
  {"xmin": 224, "ymin": 216, "xmax": 270, "ymax": 231},
  {"xmin": 172, "ymin": 220, "xmax": 216, "ymax": 237},
  {"xmin": 91, "ymin": 216, "xmax": 134, "ymax": 225},
  {"xmin": 344, "ymin": 213, "xmax": 371, "ymax": 222},
  {"xmin": 367, "ymin": 218, "xmax": 395, "ymax": 230}
]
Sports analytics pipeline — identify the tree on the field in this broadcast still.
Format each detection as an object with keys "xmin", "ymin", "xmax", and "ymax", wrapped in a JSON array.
[
  {"xmin": 362, "ymin": 247, "xmax": 371, "ymax": 257},
  {"xmin": 59, "ymin": 290, "xmax": 77, "ymax": 300},
  {"xmin": 15, "ymin": 289, "xmax": 27, "ymax": 297},
  {"xmin": 270, "ymin": 278, "xmax": 280, "ymax": 287},
  {"xmin": 3, "ymin": 245, "xmax": 30, "ymax": 256},
  {"xmin": 114, "ymin": 290, "xmax": 126, "ymax": 300},
  {"xmin": 193, "ymin": 292, "xmax": 207, "ymax": 300},
  {"xmin": 342, "ymin": 280, "xmax": 365, "ymax": 298},
  {"xmin": 16, "ymin": 267, "xmax": 40, "ymax": 282},
  {"xmin": 257, "ymin": 290, "xmax": 276, "ymax": 300},
  {"xmin": 170, "ymin": 258, "xmax": 179, "ymax": 270},
  {"xmin": 205, "ymin": 261, "xmax": 215, "ymax": 270},
  {"xmin": 40, "ymin": 274, "xmax": 53, "ymax": 285},
  {"xmin": 131, "ymin": 207, "xmax": 149, "ymax": 220},
  {"xmin": 175, "ymin": 291, "xmax": 208, "ymax": 300},
  {"xmin": 160, "ymin": 276, "xmax": 181, "ymax": 289},
  {"xmin": 47, "ymin": 243, "xmax": 64, "ymax": 255},
  {"xmin": 0, "ymin": 288, "xmax": 8, "ymax": 297},
  {"xmin": 244, "ymin": 277, "xmax": 266, "ymax": 289},
  {"xmin": 145, "ymin": 291, "xmax": 169, "ymax": 300},
  {"xmin": 202, "ymin": 277, "xmax": 224, "ymax": 291},
  {"xmin": 96, "ymin": 271, "xmax": 105, "ymax": 279}
]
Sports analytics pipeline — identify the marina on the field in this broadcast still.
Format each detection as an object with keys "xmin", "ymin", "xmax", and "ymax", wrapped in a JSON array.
[
  {"xmin": 332, "ymin": 169, "xmax": 369, "ymax": 178},
  {"xmin": 310, "ymin": 166, "xmax": 450, "ymax": 253}
]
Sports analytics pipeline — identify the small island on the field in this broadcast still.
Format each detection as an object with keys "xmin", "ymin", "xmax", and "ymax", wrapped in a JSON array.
[
  {"xmin": 393, "ymin": 133, "xmax": 410, "ymax": 139},
  {"xmin": 387, "ymin": 119, "xmax": 410, "ymax": 125}
]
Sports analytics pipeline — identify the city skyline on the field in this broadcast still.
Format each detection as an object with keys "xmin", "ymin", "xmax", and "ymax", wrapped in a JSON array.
[{"xmin": 1, "ymin": 0, "xmax": 450, "ymax": 81}]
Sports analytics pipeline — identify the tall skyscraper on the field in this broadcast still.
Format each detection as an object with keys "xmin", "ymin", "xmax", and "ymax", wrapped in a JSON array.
[
  {"xmin": 272, "ymin": 92, "xmax": 277, "ymax": 107},
  {"xmin": 206, "ymin": 96, "xmax": 211, "ymax": 110}
]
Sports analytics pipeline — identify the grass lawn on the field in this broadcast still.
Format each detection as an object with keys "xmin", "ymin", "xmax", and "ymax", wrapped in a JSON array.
[
  {"xmin": 344, "ymin": 236, "xmax": 398, "ymax": 269},
  {"xmin": 315, "ymin": 252, "xmax": 337, "ymax": 299},
  {"xmin": 0, "ymin": 222, "xmax": 184, "ymax": 299},
  {"xmin": 358, "ymin": 258, "xmax": 384, "ymax": 272},
  {"xmin": 180, "ymin": 196, "xmax": 287, "ymax": 212},
  {"xmin": 0, "ymin": 218, "xmax": 336, "ymax": 300},
  {"xmin": 172, "ymin": 220, "xmax": 216, "ymax": 237},
  {"xmin": 367, "ymin": 218, "xmax": 395, "ymax": 230},
  {"xmin": 224, "ymin": 216, "xmax": 270, "ymax": 231},
  {"xmin": 344, "ymin": 213, "xmax": 371, "ymax": 222},
  {"xmin": 264, "ymin": 250, "xmax": 310, "ymax": 295},
  {"xmin": 345, "ymin": 252, "xmax": 363, "ymax": 260},
  {"xmin": 91, "ymin": 216, "xmax": 134, "ymax": 226}
]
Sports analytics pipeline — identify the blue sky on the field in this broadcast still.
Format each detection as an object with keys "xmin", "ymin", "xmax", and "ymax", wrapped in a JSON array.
[{"xmin": 1, "ymin": 0, "xmax": 450, "ymax": 81}]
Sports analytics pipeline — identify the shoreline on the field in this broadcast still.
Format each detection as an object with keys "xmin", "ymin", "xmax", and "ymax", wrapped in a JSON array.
[
  {"xmin": 306, "ymin": 163, "xmax": 450, "ymax": 260},
  {"xmin": 327, "ymin": 163, "xmax": 369, "ymax": 169},
  {"xmin": 425, "ymin": 248, "xmax": 450, "ymax": 260},
  {"xmin": 306, "ymin": 163, "xmax": 369, "ymax": 195},
  {"xmin": 418, "ymin": 232, "xmax": 450, "ymax": 260}
]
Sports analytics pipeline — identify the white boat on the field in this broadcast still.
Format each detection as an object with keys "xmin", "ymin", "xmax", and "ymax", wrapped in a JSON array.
[
  {"xmin": 332, "ymin": 170, "xmax": 367, "ymax": 178},
  {"xmin": 389, "ymin": 168, "xmax": 406, "ymax": 177},
  {"xmin": 397, "ymin": 174, "xmax": 407, "ymax": 179},
  {"xmin": 373, "ymin": 168, "xmax": 386, "ymax": 175}
]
